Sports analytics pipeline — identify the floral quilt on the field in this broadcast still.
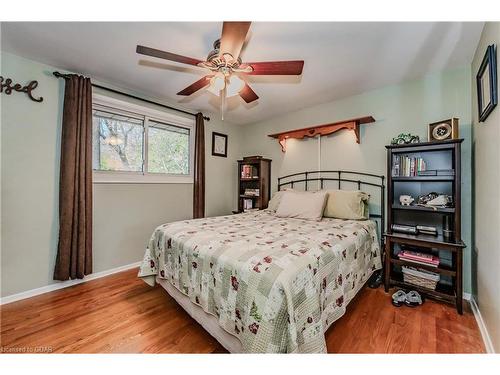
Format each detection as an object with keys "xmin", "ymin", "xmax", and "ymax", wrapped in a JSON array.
[{"xmin": 138, "ymin": 210, "xmax": 381, "ymax": 353}]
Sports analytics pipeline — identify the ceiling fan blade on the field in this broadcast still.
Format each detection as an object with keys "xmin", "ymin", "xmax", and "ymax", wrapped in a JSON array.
[
  {"xmin": 244, "ymin": 61, "xmax": 304, "ymax": 75},
  {"xmin": 219, "ymin": 22, "xmax": 251, "ymax": 61},
  {"xmin": 136, "ymin": 45, "xmax": 203, "ymax": 66},
  {"xmin": 177, "ymin": 76, "xmax": 212, "ymax": 96},
  {"xmin": 239, "ymin": 83, "xmax": 259, "ymax": 103}
]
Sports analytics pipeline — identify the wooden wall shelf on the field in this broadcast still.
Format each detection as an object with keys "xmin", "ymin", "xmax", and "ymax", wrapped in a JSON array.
[{"xmin": 267, "ymin": 116, "xmax": 375, "ymax": 152}]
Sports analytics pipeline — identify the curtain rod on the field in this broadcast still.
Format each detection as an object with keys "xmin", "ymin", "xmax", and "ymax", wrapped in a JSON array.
[{"xmin": 52, "ymin": 71, "xmax": 210, "ymax": 122}]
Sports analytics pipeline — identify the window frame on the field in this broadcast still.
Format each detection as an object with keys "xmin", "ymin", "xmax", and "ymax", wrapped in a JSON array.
[{"xmin": 92, "ymin": 93, "xmax": 195, "ymax": 184}]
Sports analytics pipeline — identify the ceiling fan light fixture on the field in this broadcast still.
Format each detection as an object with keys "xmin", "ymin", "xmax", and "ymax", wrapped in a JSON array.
[
  {"xmin": 137, "ymin": 22, "xmax": 304, "ymax": 117},
  {"xmin": 226, "ymin": 75, "xmax": 245, "ymax": 97},
  {"xmin": 105, "ymin": 135, "xmax": 123, "ymax": 146}
]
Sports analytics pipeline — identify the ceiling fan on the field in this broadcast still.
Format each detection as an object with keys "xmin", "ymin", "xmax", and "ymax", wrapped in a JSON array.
[{"xmin": 136, "ymin": 22, "xmax": 304, "ymax": 119}]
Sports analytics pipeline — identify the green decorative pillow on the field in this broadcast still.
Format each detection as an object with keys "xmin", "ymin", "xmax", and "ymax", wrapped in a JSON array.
[{"xmin": 323, "ymin": 190, "xmax": 370, "ymax": 220}]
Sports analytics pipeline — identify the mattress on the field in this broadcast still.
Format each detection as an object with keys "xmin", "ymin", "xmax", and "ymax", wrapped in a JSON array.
[{"xmin": 139, "ymin": 210, "xmax": 381, "ymax": 353}]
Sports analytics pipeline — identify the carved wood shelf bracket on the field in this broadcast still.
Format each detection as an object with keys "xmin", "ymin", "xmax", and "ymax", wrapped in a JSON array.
[{"xmin": 268, "ymin": 116, "xmax": 375, "ymax": 152}]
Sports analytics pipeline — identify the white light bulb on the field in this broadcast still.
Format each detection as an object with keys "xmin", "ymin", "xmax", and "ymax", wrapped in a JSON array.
[
  {"xmin": 106, "ymin": 135, "xmax": 123, "ymax": 146},
  {"xmin": 226, "ymin": 76, "xmax": 245, "ymax": 97},
  {"xmin": 213, "ymin": 75, "xmax": 225, "ymax": 91},
  {"xmin": 207, "ymin": 74, "xmax": 226, "ymax": 96}
]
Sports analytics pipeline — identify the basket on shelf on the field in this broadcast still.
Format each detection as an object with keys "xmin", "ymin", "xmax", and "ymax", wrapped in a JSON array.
[{"xmin": 402, "ymin": 266, "xmax": 440, "ymax": 290}]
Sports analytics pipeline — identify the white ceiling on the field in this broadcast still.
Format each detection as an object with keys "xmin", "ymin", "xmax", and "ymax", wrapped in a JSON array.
[{"xmin": 1, "ymin": 22, "xmax": 483, "ymax": 125}]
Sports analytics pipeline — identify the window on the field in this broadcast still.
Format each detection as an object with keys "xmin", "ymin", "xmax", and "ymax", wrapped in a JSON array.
[
  {"xmin": 92, "ymin": 109, "xmax": 144, "ymax": 172},
  {"xmin": 147, "ymin": 121, "xmax": 190, "ymax": 175},
  {"xmin": 92, "ymin": 94, "xmax": 194, "ymax": 183}
]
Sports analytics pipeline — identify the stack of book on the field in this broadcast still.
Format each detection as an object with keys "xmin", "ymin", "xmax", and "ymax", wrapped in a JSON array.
[
  {"xmin": 392, "ymin": 155, "xmax": 426, "ymax": 177},
  {"xmin": 243, "ymin": 199, "xmax": 254, "ymax": 210},
  {"xmin": 244, "ymin": 188, "xmax": 260, "ymax": 197},
  {"xmin": 417, "ymin": 169, "xmax": 455, "ymax": 176},
  {"xmin": 398, "ymin": 250, "xmax": 440, "ymax": 267}
]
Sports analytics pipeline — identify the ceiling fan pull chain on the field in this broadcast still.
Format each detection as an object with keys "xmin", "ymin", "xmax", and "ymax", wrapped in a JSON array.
[{"xmin": 221, "ymin": 87, "xmax": 225, "ymax": 121}]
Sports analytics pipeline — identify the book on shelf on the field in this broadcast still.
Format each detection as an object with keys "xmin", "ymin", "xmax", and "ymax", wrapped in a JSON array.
[
  {"xmin": 398, "ymin": 250, "xmax": 440, "ymax": 266},
  {"xmin": 241, "ymin": 164, "xmax": 259, "ymax": 178},
  {"xmin": 400, "ymin": 249, "xmax": 439, "ymax": 262},
  {"xmin": 243, "ymin": 198, "xmax": 254, "ymax": 210},
  {"xmin": 417, "ymin": 169, "xmax": 455, "ymax": 176},
  {"xmin": 436, "ymin": 169, "xmax": 455, "ymax": 176},
  {"xmin": 399, "ymin": 257, "xmax": 439, "ymax": 268},
  {"xmin": 392, "ymin": 155, "xmax": 427, "ymax": 177},
  {"xmin": 244, "ymin": 188, "xmax": 260, "ymax": 197}
]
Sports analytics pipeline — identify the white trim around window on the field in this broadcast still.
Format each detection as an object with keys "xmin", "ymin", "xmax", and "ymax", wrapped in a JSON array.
[{"xmin": 92, "ymin": 93, "xmax": 195, "ymax": 184}]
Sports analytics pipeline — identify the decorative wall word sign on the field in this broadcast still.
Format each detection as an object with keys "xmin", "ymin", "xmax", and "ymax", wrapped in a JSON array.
[
  {"xmin": 268, "ymin": 116, "xmax": 375, "ymax": 152},
  {"xmin": 0, "ymin": 76, "xmax": 44, "ymax": 102}
]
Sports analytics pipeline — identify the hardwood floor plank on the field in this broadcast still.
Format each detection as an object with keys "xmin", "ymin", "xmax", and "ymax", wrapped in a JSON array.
[{"xmin": 0, "ymin": 269, "xmax": 485, "ymax": 353}]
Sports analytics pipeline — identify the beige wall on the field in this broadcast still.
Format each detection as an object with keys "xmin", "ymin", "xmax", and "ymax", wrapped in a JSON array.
[
  {"xmin": 241, "ymin": 66, "xmax": 473, "ymax": 293},
  {"xmin": 471, "ymin": 22, "xmax": 500, "ymax": 352},
  {"xmin": 0, "ymin": 52, "xmax": 242, "ymax": 297}
]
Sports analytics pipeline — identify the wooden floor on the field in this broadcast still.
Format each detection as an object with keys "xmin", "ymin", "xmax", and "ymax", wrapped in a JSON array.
[{"xmin": 0, "ymin": 268, "xmax": 484, "ymax": 353}]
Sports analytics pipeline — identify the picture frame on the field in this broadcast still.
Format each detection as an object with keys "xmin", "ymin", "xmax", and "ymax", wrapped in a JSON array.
[
  {"xmin": 211, "ymin": 131, "xmax": 228, "ymax": 157},
  {"xmin": 476, "ymin": 44, "xmax": 497, "ymax": 123}
]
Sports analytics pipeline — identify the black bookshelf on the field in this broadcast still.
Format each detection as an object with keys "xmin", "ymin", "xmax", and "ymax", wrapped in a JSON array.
[
  {"xmin": 384, "ymin": 139, "xmax": 465, "ymax": 314},
  {"xmin": 237, "ymin": 157, "xmax": 272, "ymax": 213}
]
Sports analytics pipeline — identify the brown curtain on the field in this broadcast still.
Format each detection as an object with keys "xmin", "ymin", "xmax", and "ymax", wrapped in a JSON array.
[
  {"xmin": 193, "ymin": 112, "xmax": 205, "ymax": 218},
  {"xmin": 53, "ymin": 75, "xmax": 93, "ymax": 280}
]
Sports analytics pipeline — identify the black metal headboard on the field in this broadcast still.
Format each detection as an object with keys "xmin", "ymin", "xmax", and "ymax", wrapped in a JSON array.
[{"xmin": 277, "ymin": 170, "xmax": 385, "ymax": 246}]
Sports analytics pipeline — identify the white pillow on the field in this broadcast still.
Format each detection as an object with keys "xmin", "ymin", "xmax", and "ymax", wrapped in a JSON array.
[
  {"xmin": 275, "ymin": 190, "xmax": 328, "ymax": 221},
  {"xmin": 267, "ymin": 190, "xmax": 286, "ymax": 211},
  {"xmin": 267, "ymin": 189, "xmax": 296, "ymax": 211}
]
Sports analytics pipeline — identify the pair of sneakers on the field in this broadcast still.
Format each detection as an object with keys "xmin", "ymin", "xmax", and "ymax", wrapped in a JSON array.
[{"xmin": 392, "ymin": 289, "xmax": 424, "ymax": 307}]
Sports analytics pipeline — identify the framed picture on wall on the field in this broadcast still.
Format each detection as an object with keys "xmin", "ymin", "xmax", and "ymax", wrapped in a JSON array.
[
  {"xmin": 476, "ymin": 44, "xmax": 497, "ymax": 122},
  {"xmin": 212, "ymin": 132, "xmax": 228, "ymax": 157}
]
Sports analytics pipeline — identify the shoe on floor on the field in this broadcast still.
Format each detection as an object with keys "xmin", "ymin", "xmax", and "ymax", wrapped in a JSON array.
[
  {"xmin": 392, "ymin": 290, "xmax": 407, "ymax": 307},
  {"xmin": 404, "ymin": 290, "xmax": 424, "ymax": 307}
]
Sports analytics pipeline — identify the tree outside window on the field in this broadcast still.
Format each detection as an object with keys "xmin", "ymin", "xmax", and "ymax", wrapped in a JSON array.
[{"xmin": 92, "ymin": 108, "xmax": 190, "ymax": 175}]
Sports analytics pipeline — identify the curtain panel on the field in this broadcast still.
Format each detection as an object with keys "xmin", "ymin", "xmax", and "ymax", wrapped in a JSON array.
[
  {"xmin": 193, "ymin": 113, "xmax": 205, "ymax": 218},
  {"xmin": 53, "ymin": 75, "xmax": 93, "ymax": 280}
]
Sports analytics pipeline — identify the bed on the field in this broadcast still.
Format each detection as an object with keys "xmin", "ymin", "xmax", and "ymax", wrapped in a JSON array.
[{"xmin": 138, "ymin": 171, "xmax": 385, "ymax": 353}]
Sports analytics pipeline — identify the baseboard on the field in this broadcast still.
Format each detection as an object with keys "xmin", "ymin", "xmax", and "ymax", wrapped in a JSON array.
[
  {"xmin": 470, "ymin": 296, "xmax": 495, "ymax": 353},
  {"xmin": 0, "ymin": 261, "xmax": 142, "ymax": 305}
]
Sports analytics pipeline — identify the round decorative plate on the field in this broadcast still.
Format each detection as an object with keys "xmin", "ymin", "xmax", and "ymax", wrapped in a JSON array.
[{"xmin": 432, "ymin": 123, "xmax": 452, "ymax": 140}]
